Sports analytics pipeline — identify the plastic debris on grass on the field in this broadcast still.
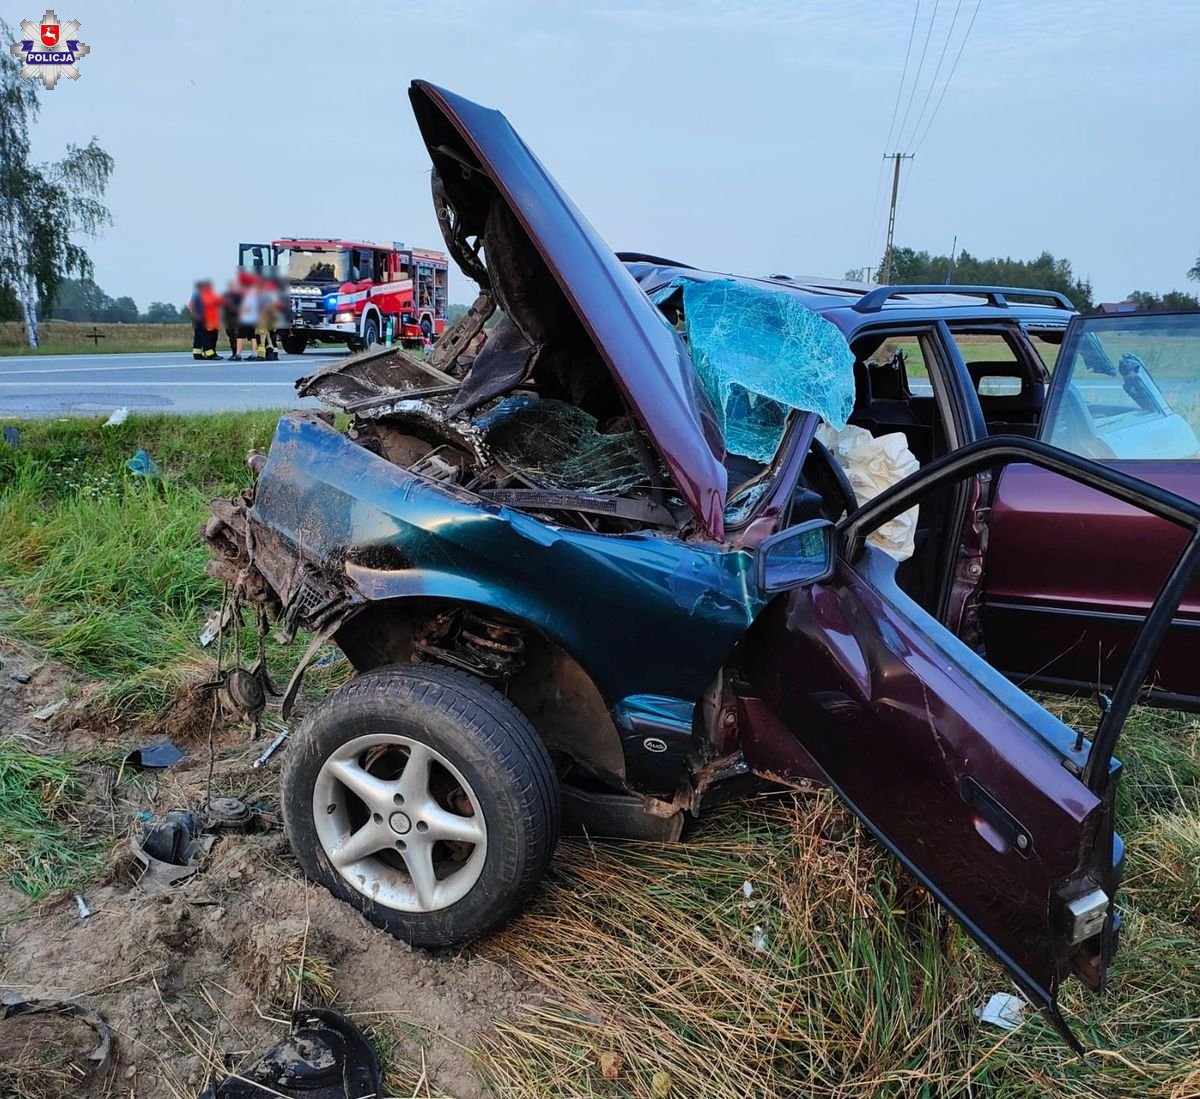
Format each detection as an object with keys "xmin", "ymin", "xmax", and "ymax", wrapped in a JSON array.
[
  {"xmin": 123, "ymin": 739, "xmax": 184, "ymax": 770},
  {"xmin": 31, "ymin": 699, "xmax": 67, "ymax": 721},
  {"xmin": 124, "ymin": 449, "xmax": 161, "ymax": 479},
  {"xmin": 653, "ymin": 277, "xmax": 854, "ymax": 461},
  {"xmin": 975, "ymin": 991, "xmax": 1027, "ymax": 1031},
  {"xmin": 102, "ymin": 407, "xmax": 128, "ymax": 427}
]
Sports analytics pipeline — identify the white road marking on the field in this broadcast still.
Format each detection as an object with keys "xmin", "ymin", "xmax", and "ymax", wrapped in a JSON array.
[
  {"xmin": 0, "ymin": 352, "xmax": 190, "ymax": 364},
  {"xmin": 0, "ymin": 362, "xmax": 258, "ymax": 376},
  {"xmin": 0, "ymin": 381, "xmax": 297, "ymax": 388}
]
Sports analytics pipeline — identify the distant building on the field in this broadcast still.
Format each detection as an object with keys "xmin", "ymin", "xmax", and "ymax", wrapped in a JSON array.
[{"xmin": 1097, "ymin": 301, "xmax": 1138, "ymax": 314}]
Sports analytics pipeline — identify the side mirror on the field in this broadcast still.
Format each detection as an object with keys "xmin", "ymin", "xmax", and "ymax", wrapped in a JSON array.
[{"xmin": 757, "ymin": 519, "xmax": 836, "ymax": 593}]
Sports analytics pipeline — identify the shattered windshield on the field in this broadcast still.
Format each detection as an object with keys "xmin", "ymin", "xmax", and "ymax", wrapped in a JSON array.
[{"xmin": 652, "ymin": 278, "xmax": 855, "ymax": 463}]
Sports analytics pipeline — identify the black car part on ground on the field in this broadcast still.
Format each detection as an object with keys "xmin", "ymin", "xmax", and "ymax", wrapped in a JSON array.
[
  {"xmin": 0, "ymin": 996, "xmax": 114, "ymax": 1069},
  {"xmin": 198, "ymin": 1008, "xmax": 381, "ymax": 1099},
  {"xmin": 131, "ymin": 809, "xmax": 217, "ymax": 888}
]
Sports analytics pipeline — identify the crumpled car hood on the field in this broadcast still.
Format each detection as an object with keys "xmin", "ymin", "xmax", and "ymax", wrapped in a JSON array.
[{"xmin": 408, "ymin": 80, "xmax": 729, "ymax": 539}]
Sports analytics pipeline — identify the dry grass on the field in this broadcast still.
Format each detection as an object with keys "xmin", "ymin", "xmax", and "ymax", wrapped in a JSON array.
[
  {"xmin": 0, "ymin": 1013, "xmax": 111, "ymax": 1099},
  {"xmin": 482, "ymin": 753, "xmax": 1200, "ymax": 1098}
]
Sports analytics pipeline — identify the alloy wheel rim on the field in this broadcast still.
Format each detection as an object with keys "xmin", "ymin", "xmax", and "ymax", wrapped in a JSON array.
[{"xmin": 312, "ymin": 733, "xmax": 487, "ymax": 913}]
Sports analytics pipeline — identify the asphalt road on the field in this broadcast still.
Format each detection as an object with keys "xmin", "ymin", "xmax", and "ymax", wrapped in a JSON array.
[{"xmin": 0, "ymin": 349, "xmax": 340, "ymax": 418}]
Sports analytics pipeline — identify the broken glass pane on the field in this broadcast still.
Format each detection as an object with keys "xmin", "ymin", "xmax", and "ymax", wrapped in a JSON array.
[
  {"xmin": 480, "ymin": 396, "xmax": 649, "ymax": 495},
  {"xmin": 654, "ymin": 278, "xmax": 855, "ymax": 461}
]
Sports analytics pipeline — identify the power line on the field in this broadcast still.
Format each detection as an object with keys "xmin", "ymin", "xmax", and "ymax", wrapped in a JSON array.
[
  {"xmin": 900, "ymin": 0, "xmax": 963, "ymax": 150},
  {"xmin": 893, "ymin": 0, "xmax": 940, "ymax": 156},
  {"xmin": 912, "ymin": 0, "xmax": 984, "ymax": 153},
  {"xmin": 864, "ymin": 0, "xmax": 922, "ymax": 273},
  {"xmin": 882, "ymin": 1, "xmax": 922, "ymax": 155}
]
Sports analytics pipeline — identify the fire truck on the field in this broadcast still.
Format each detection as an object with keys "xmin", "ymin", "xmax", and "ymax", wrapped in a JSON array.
[{"xmin": 237, "ymin": 239, "xmax": 449, "ymax": 354}]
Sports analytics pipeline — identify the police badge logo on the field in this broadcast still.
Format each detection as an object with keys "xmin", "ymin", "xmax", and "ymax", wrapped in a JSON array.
[{"xmin": 9, "ymin": 9, "xmax": 90, "ymax": 90}]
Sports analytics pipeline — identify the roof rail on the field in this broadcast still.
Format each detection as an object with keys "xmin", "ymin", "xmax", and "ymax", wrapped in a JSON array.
[{"xmin": 852, "ymin": 284, "xmax": 1076, "ymax": 313}]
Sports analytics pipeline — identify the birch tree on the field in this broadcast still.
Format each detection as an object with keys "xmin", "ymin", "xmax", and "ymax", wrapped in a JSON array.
[{"xmin": 0, "ymin": 18, "xmax": 112, "ymax": 347}]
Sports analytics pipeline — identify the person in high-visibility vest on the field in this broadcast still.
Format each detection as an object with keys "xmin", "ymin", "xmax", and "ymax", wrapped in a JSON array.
[{"xmin": 199, "ymin": 281, "xmax": 223, "ymax": 360}]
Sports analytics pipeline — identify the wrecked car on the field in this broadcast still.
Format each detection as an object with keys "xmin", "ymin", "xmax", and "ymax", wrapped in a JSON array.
[{"xmin": 203, "ymin": 80, "xmax": 1200, "ymax": 1047}]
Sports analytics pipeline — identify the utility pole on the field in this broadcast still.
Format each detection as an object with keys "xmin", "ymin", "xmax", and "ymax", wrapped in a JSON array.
[
  {"xmin": 880, "ymin": 152, "xmax": 913, "ymax": 285},
  {"xmin": 943, "ymin": 234, "xmax": 958, "ymax": 284}
]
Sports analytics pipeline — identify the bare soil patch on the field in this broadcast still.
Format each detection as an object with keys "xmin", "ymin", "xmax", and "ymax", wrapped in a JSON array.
[{"xmin": 0, "ymin": 655, "xmax": 542, "ymax": 1098}]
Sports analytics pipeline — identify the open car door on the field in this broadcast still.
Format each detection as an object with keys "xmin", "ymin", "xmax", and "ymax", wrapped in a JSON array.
[
  {"xmin": 982, "ymin": 310, "xmax": 1200, "ymax": 708},
  {"xmin": 741, "ymin": 437, "xmax": 1200, "ymax": 1046}
]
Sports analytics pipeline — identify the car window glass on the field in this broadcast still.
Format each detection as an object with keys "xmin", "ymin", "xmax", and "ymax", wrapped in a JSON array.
[
  {"xmin": 947, "ymin": 330, "xmax": 1027, "ymax": 397},
  {"xmin": 948, "ymin": 330, "xmax": 1018, "ymax": 365},
  {"xmin": 977, "ymin": 375, "xmax": 1022, "ymax": 396},
  {"xmin": 1045, "ymin": 313, "xmax": 1200, "ymax": 460}
]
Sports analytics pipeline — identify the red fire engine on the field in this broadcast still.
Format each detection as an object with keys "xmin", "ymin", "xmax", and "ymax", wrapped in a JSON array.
[{"xmin": 237, "ymin": 239, "xmax": 449, "ymax": 354}]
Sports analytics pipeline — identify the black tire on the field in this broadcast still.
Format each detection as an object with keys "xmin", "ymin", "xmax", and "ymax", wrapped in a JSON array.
[
  {"xmin": 281, "ymin": 333, "xmax": 307, "ymax": 355},
  {"xmin": 281, "ymin": 664, "xmax": 560, "ymax": 947},
  {"xmin": 420, "ymin": 315, "xmax": 433, "ymax": 342},
  {"xmin": 362, "ymin": 315, "xmax": 380, "ymax": 349}
]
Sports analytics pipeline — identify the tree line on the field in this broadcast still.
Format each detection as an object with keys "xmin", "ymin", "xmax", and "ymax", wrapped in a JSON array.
[
  {"xmin": 0, "ymin": 278, "xmax": 187, "ymax": 325},
  {"xmin": 847, "ymin": 248, "xmax": 1200, "ymax": 313}
]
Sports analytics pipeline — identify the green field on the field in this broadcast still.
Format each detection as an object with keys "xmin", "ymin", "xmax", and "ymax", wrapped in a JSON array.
[
  {"xmin": 0, "ymin": 319, "xmax": 192, "ymax": 355},
  {"xmin": 0, "ymin": 412, "xmax": 1197, "ymax": 1096}
]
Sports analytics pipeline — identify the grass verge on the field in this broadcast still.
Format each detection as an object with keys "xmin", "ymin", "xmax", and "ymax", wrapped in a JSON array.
[
  {"xmin": 0, "ymin": 411, "xmax": 282, "ymax": 716},
  {"xmin": 480, "ymin": 701, "xmax": 1200, "ymax": 1098},
  {"xmin": 0, "ymin": 740, "xmax": 111, "ymax": 898},
  {"xmin": 2, "ymin": 412, "xmax": 1198, "ymax": 1095},
  {"xmin": 0, "ymin": 320, "xmax": 191, "ymax": 355}
]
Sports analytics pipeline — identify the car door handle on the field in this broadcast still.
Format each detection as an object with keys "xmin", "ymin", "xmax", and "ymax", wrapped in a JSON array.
[{"xmin": 961, "ymin": 776, "xmax": 1033, "ymax": 857}]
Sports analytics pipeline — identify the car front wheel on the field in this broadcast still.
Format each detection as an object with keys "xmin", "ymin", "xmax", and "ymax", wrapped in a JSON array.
[{"xmin": 281, "ymin": 664, "xmax": 559, "ymax": 947}]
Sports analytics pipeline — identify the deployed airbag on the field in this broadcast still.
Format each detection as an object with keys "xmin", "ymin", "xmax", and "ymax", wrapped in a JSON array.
[
  {"xmin": 656, "ymin": 278, "xmax": 855, "ymax": 461},
  {"xmin": 817, "ymin": 423, "xmax": 919, "ymax": 560}
]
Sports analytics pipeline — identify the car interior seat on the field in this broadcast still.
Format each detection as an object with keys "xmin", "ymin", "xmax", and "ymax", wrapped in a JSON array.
[{"xmin": 967, "ymin": 360, "xmax": 1044, "ymax": 438}]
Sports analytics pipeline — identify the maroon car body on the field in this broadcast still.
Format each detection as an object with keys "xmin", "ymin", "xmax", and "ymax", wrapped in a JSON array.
[{"xmin": 202, "ymin": 81, "xmax": 1200, "ymax": 1051}]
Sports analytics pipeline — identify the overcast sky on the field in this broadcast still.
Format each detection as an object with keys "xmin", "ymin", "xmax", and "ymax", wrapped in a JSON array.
[{"xmin": 12, "ymin": 0, "xmax": 1200, "ymax": 308}]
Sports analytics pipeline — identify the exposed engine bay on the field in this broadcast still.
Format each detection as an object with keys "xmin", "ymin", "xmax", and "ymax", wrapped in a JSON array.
[{"xmin": 300, "ymin": 324, "xmax": 680, "ymax": 537}]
